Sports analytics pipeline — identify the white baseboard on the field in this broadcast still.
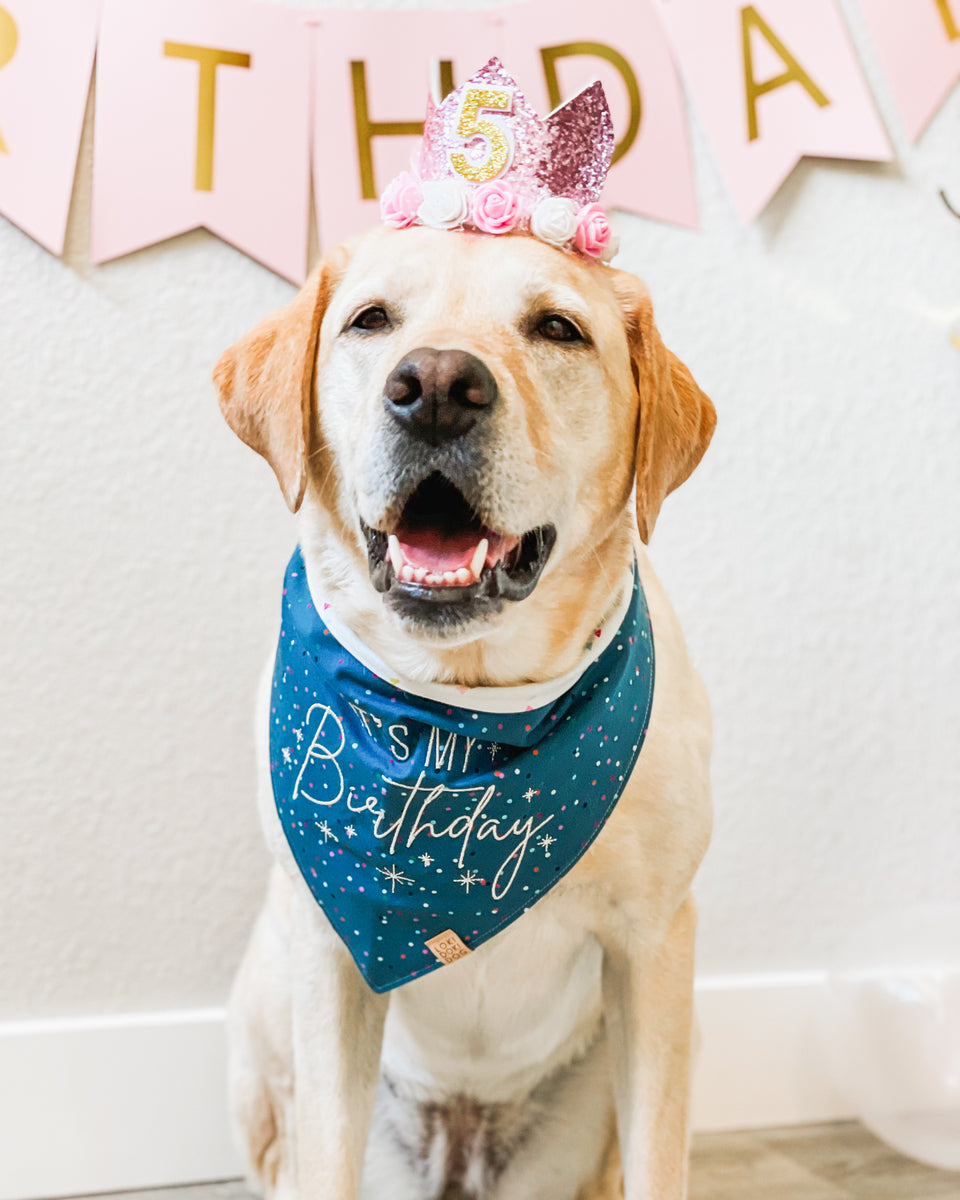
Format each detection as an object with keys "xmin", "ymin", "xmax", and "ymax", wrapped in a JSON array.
[
  {"xmin": 0, "ymin": 1009, "xmax": 241, "ymax": 1200},
  {"xmin": 692, "ymin": 971, "xmax": 850, "ymax": 1131},
  {"xmin": 0, "ymin": 972, "xmax": 851, "ymax": 1200}
]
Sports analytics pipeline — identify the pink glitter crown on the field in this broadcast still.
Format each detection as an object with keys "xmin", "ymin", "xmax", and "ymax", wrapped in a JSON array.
[{"xmin": 380, "ymin": 58, "xmax": 618, "ymax": 261}]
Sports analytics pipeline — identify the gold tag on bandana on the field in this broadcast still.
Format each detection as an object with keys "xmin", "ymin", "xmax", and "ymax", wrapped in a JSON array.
[{"xmin": 425, "ymin": 929, "xmax": 471, "ymax": 964}]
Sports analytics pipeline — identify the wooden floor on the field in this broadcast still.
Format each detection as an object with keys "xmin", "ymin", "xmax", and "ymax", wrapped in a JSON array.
[
  {"xmin": 689, "ymin": 1122, "xmax": 960, "ymax": 1200},
  {"xmin": 73, "ymin": 1122, "xmax": 960, "ymax": 1200}
]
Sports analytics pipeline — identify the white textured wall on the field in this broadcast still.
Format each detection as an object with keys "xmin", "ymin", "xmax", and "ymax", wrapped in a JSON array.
[{"xmin": 1, "ymin": 4, "xmax": 958, "ymax": 1019}]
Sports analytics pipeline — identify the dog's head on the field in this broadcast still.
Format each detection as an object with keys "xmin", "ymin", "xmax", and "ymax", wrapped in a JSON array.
[{"xmin": 215, "ymin": 227, "xmax": 714, "ymax": 667}]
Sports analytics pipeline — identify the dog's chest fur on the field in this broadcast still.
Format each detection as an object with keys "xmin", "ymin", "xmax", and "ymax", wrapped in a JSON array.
[
  {"xmin": 257, "ymin": 846, "xmax": 613, "ymax": 1199},
  {"xmin": 366, "ymin": 895, "xmax": 612, "ymax": 1199},
  {"xmin": 382, "ymin": 895, "xmax": 603, "ymax": 1096}
]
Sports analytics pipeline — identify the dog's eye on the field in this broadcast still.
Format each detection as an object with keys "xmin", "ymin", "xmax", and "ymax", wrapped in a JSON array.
[
  {"xmin": 349, "ymin": 306, "xmax": 392, "ymax": 333},
  {"xmin": 535, "ymin": 314, "xmax": 584, "ymax": 343}
]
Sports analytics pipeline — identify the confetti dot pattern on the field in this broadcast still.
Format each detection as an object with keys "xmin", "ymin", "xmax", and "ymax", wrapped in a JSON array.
[{"xmin": 270, "ymin": 547, "xmax": 655, "ymax": 993}]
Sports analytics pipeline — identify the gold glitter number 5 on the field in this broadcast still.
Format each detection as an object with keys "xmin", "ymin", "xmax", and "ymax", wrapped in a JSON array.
[{"xmin": 449, "ymin": 87, "xmax": 513, "ymax": 183}]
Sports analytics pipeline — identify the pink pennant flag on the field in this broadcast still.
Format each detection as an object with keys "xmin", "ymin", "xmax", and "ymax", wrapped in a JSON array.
[
  {"xmin": 857, "ymin": 0, "xmax": 960, "ymax": 140},
  {"xmin": 504, "ymin": 0, "xmax": 698, "ymax": 229},
  {"xmin": 92, "ymin": 0, "xmax": 311, "ymax": 283},
  {"xmin": 654, "ymin": 0, "xmax": 892, "ymax": 222},
  {"xmin": 312, "ymin": 10, "xmax": 499, "ymax": 247},
  {"xmin": 0, "ymin": 0, "xmax": 98, "ymax": 255}
]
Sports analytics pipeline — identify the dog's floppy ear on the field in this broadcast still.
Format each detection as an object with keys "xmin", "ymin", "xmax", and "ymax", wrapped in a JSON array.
[
  {"xmin": 612, "ymin": 270, "xmax": 716, "ymax": 544},
  {"xmin": 213, "ymin": 245, "xmax": 351, "ymax": 512}
]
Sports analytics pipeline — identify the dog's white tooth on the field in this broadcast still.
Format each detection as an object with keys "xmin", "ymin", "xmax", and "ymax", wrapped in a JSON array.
[
  {"xmin": 400, "ymin": 564, "xmax": 415, "ymax": 583},
  {"xmin": 426, "ymin": 572, "xmax": 442, "ymax": 586},
  {"xmin": 414, "ymin": 567, "xmax": 428, "ymax": 583},
  {"xmin": 455, "ymin": 567, "xmax": 472, "ymax": 585},
  {"xmin": 443, "ymin": 571, "xmax": 457, "ymax": 585},
  {"xmin": 470, "ymin": 538, "xmax": 489, "ymax": 581},
  {"xmin": 387, "ymin": 534, "xmax": 404, "ymax": 575}
]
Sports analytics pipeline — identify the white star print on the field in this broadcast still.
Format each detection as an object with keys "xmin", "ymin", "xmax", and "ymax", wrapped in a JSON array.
[
  {"xmin": 344, "ymin": 825, "xmax": 357, "ymax": 838},
  {"xmin": 281, "ymin": 747, "xmax": 292, "ymax": 764},
  {"xmin": 522, "ymin": 787, "xmax": 539, "ymax": 801},
  {"xmin": 537, "ymin": 834, "xmax": 556, "ymax": 857},
  {"xmin": 419, "ymin": 852, "xmax": 434, "ymax": 867},
  {"xmin": 488, "ymin": 742, "xmax": 501, "ymax": 758},
  {"xmin": 378, "ymin": 864, "xmax": 413, "ymax": 892},
  {"xmin": 315, "ymin": 820, "xmax": 338, "ymax": 843},
  {"xmin": 455, "ymin": 869, "xmax": 480, "ymax": 892},
  {"xmin": 293, "ymin": 727, "xmax": 304, "ymax": 745}
]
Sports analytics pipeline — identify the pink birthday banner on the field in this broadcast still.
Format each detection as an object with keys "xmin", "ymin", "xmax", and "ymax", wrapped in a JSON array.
[{"xmin": 0, "ymin": 0, "xmax": 957, "ymax": 281}]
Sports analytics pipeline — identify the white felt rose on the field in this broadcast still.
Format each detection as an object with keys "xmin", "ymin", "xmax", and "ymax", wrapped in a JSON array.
[
  {"xmin": 530, "ymin": 196, "xmax": 579, "ymax": 248},
  {"xmin": 417, "ymin": 179, "xmax": 471, "ymax": 230},
  {"xmin": 601, "ymin": 232, "xmax": 621, "ymax": 263}
]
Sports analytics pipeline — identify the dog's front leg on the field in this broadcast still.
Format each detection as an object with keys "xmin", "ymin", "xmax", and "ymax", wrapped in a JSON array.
[
  {"xmin": 290, "ymin": 881, "xmax": 388, "ymax": 1198},
  {"xmin": 601, "ymin": 895, "xmax": 697, "ymax": 1200}
]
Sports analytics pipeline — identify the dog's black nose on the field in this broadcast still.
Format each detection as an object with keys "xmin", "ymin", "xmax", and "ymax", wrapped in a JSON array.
[{"xmin": 383, "ymin": 348, "xmax": 498, "ymax": 445}]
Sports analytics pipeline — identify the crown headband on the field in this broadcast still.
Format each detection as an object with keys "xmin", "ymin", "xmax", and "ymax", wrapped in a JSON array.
[{"xmin": 380, "ymin": 58, "xmax": 618, "ymax": 261}]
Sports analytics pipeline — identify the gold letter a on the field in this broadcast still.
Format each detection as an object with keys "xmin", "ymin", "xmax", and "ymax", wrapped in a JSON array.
[{"xmin": 741, "ymin": 6, "xmax": 830, "ymax": 143}]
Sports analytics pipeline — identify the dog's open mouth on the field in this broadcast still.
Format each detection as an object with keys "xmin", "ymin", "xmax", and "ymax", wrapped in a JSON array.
[{"xmin": 362, "ymin": 473, "xmax": 555, "ymax": 615}]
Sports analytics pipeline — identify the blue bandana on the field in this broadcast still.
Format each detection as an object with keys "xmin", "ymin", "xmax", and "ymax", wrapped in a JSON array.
[{"xmin": 270, "ymin": 547, "xmax": 655, "ymax": 993}]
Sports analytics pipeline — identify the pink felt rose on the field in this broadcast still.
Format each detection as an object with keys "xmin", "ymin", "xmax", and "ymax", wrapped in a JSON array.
[
  {"xmin": 380, "ymin": 171, "xmax": 422, "ymax": 229},
  {"xmin": 573, "ymin": 202, "xmax": 612, "ymax": 258},
  {"xmin": 471, "ymin": 180, "xmax": 521, "ymax": 235}
]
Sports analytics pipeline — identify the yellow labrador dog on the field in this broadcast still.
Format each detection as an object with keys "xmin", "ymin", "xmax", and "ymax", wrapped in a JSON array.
[{"xmin": 215, "ymin": 225, "xmax": 715, "ymax": 1200}]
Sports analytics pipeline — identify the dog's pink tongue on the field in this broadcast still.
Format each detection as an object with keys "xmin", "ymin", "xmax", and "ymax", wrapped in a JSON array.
[
  {"xmin": 398, "ymin": 529, "xmax": 476, "ymax": 573},
  {"xmin": 398, "ymin": 530, "xmax": 519, "ymax": 572}
]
